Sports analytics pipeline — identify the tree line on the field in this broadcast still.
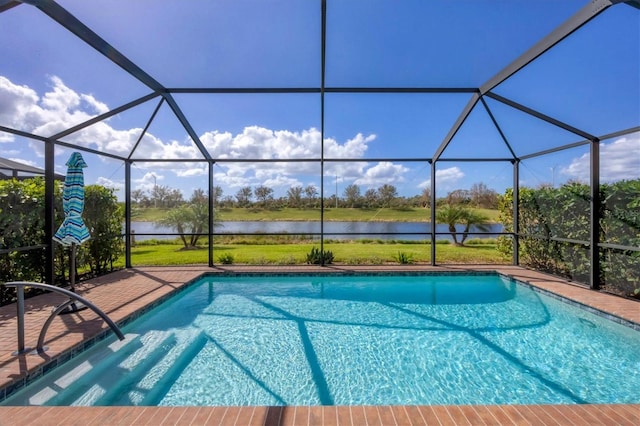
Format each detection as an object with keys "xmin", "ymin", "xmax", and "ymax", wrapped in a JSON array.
[{"xmin": 132, "ymin": 181, "xmax": 499, "ymax": 210}]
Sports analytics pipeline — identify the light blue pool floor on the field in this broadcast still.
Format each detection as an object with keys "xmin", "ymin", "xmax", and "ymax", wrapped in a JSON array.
[{"xmin": 5, "ymin": 275, "xmax": 640, "ymax": 406}]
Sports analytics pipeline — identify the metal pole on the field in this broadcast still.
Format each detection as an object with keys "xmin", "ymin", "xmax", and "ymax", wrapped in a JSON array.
[
  {"xmin": 125, "ymin": 161, "xmax": 132, "ymax": 268},
  {"xmin": 430, "ymin": 160, "xmax": 436, "ymax": 265},
  {"xmin": 70, "ymin": 243, "xmax": 76, "ymax": 292},
  {"xmin": 209, "ymin": 162, "xmax": 214, "ymax": 267},
  {"xmin": 45, "ymin": 139, "xmax": 55, "ymax": 285},
  {"xmin": 590, "ymin": 139, "xmax": 601, "ymax": 290},
  {"xmin": 14, "ymin": 286, "xmax": 25, "ymax": 355},
  {"xmin": 513, "ymin": 160, "xmax": 520, "ymax": 265}
]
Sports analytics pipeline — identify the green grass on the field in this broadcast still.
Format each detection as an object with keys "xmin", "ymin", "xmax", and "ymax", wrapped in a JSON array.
[
  {"xmin": 133, "ymin": 207, "xmax": 500, "ymax": 223},
  {"xmin": 122, "ymin": 239, "xmax": 508, "ymax": 266}
]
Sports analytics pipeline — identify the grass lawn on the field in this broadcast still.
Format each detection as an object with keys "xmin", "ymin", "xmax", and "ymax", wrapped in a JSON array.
[
  {"xmin": 133, "ymin": 207, "xmax": 501, "ymax": 223},
  {"xmin": 124, "ymin": 240, "xmax": 508, "ymax": 266}
]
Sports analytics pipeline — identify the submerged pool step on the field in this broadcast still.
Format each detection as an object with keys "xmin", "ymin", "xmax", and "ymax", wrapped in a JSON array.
[
  {"xmin": 82, "ymin": 328, "xmax": 206, "ymax": 406},
  {"xmin": 116, "ymin": 329, "xmax": 207, "ymax": 406},
  {"xmin": 72, "ymin": 330, "xmax": 177, "ymax": 406},
  {"xmin": 9, "ymin": 333, "xmax": 143, "ymax": 406}
]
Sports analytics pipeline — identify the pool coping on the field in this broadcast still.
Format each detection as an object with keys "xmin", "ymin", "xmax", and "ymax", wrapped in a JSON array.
[{"xmin": 0, "ymin": 265, "xmax": 638, "ymax": 422}]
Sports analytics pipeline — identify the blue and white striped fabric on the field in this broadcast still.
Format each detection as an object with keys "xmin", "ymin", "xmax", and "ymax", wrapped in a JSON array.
[{"xmin": 53, "ymin": 152, "xmax": 91, "ymax": 246}]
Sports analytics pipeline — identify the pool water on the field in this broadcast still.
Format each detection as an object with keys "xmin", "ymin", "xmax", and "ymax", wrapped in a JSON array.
[{"xmin": 4, "ymin": 273, "xmax": 640, "ymax": 406}]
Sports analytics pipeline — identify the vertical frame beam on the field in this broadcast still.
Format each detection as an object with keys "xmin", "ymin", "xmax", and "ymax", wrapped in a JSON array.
[
  {"xmin": 430, "ymin": 160, "xmax": 437, "ymax": 265},
  {"xmin": 124, "ymin": 161, "xmax": 132, "ymax": 268},
  {"xmin": 590, "ymin": 139, "xmax": 601, "ymax": 289},
  {"xmin": 319, "ymin": 0, "xmax": 327, "ymax": 264},
  {"xmin": 209, "ymin": 162, "xmax": 214, "ymax": 267},
  {"xmin": 44, "ymin": 139, "xmax": 55, "ymax": 284},
  {"xmin": 512, "ymin": 160, "xmax": 520, "ymax": 266}
]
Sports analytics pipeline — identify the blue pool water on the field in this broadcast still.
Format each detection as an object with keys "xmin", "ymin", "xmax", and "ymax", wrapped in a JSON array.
[{"xmin": 4, "ymin": 273, "xmax": 640, "ymax": 406}]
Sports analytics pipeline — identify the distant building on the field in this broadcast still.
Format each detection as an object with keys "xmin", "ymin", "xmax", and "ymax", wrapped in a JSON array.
[{"xmin": 0, "ymin": 157, "xmax": 65, "ymax": 181}]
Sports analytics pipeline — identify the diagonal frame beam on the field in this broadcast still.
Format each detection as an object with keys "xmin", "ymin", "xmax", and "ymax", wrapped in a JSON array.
[
  {"xmin": 486, "ymin": 92, "xmax": 597, "ymax": 141},
  {"xmin": 433, "ymin": 93, "xmax": 481, "ymax": 161},
  {"xmin": 163, "ymin": 94, "xmax": 212, "ymax": 160},
  {"xmin": 21, "ymin": 0, "xmax": 165, "ymax": 93},
  {"xmin": 480, "ymin": 0, "xmax": 617, "ymax": 95},
  {"xmin": 50, "ymin": 92, "xmax": 160, "ymax": 141},
  {"xmin": 0, "ymin": 0, "xmax": 20, "ymax": 12}
]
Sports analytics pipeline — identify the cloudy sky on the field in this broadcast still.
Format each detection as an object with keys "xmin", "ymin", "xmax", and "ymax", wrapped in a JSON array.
[{"xmin": 0, "ymin": 0, "xmax": 638, "ymax": 200}]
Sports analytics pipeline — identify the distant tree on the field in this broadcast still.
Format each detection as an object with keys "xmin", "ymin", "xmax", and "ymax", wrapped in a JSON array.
[
  {"xmin": 155, "ymin": 200, "xmax": 213, "ymax": 249},
  {"xmin": 212, "ymin": 185, "xmax": 223, "ymax": 206},
  {"xmin": 304, "ymin": 185, "xmax": 318, "ymax": 208},
  {"xmin": 343, "ymin": 184, "xmax": 361, "ymax": 207},
  {"xmin": 363, "ymin": 188, "xmax": 378, "ymax": 208},
  {"xmin": 446, "ymin": 189, "xmax": 471, "ymax": 206},
  {"xmin": 378, "ymin": 184, "xmax": 398, "ymax": 207},
  {"xmin": 287, "ymin": 186, "xmax": 303, "ymax": 208},
  {"xmin": 470, "ymin": 182, "xmax": 499, "ymax": 209},
  {"xmin": 436, "ymin": 204, "xmax": 491, "ymax": 246},
  {"xmin": 151, "ymin": 184, "xmax": 172, "ymax": 208},
  {"xmin": 131, "ymin": 189, "xmax": 146, "ymax": 205},
  {"xmin": 235, "ymin": 186, "xmax": 253, "ymax": 207},
  {"xmin": 254, "ymin": 185, "xmax": 274, "ymax": 207},
  {"xmin": 190, "ymin": 188, "xmax": 207, "ymax": 204},
  {"xmin": 166, "ymin": 188, "xmax": 184, "ymax": 208},
  {"xmin": 420, "ymin": 187, "xmax": 431, "ymax": 208},
  {"xmin": 220, "ymin": 195, "xmax": 234, "ymax": 208}
]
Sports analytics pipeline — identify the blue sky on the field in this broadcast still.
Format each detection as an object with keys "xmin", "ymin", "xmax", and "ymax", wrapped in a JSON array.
[{"xmin": 0, "ymin": 0, "xmax": 638, "ymax": 201}]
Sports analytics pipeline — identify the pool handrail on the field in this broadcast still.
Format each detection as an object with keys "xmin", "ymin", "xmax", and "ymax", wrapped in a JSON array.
[{"xmin": 4, "ymin": 281, "xmax": 125, "ymax": 355}]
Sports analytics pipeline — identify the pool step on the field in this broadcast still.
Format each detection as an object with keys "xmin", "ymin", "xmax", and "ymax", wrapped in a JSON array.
[
  {"xmin": 72, "ymin": 330, "xmax": 177, "ymax": 406},
  {"xmin": 9, "ymin": 333, "xmax": 143, "ymax": 406},
  {"xmin": 82, "ymin": 328, "xmax": 206, "ymax": 406},
  {"xmin": 114, "ymin": 329, "xmax": 207, "ymax": 406}
]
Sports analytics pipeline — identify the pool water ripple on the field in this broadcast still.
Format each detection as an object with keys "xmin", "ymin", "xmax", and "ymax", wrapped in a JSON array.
[{"xmin": 3, "ymin": 274, "xmax": 639, "ymax": 406}]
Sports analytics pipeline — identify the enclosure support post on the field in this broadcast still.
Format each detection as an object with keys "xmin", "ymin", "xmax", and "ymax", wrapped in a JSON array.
[
  {"xmin": 319, "ymin": 0, "xmax": 327, "ymax": 265},
  {"xmin": 125, "ymin": 161, "xmax": 132, "ymax": 268},
  {"xmin": 209, "ymin": 162, "xmax": 214, "ymax": 267},
  {"xmin": 430, "ymin": 160, "xmax": 436, "ymax": 266},
  {"xmin": 590, "ymin": 139, "xmax": 601, "ymax": 290},
  {"xmin": 513, "ymin": 160, "xmax": 520, "ymax": 266},
  {"xmin": 45, "ymin": 139, "xmax": 55, "ymax": 285}
]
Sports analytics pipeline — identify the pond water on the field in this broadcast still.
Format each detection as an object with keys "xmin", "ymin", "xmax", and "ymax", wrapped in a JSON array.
[{"xmin": 129, "ymin": 221, "xmax": 504, "ymax": 242}]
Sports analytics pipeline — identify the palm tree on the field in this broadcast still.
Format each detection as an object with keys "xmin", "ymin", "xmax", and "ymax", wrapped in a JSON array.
[{"xmin": 436, "ymin": 204, "xmax": 491, "ymax": 246}]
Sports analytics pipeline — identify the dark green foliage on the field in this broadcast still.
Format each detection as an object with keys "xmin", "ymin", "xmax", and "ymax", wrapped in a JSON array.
[
  {"xmin": 216, "ymin": 252, "xmax": 234, "ymax": 264},
  {"xmin": 306, "ymin": 247, "xmax": 334, "ymax": 264},
  {"xmin": 0, "ymin": 179, "xmax": 124, "ymax": 305},
  {"xmin": 436, "ymin": 204, "xmax": 491, "ymax": 246},
  {"xmin": 0, "ymin": 178, "xmax": 61, "ymax": 304},
  {"xmin": 395, "ymin": 251, "xmax": 414, "ymax": 264},
  {"xmin": 498, "ymin": 179, "xmax": 640, "ymax": 296},
  {"xmin": 82, "ymin": 185, "xmax": 124, "ymax": 276}
]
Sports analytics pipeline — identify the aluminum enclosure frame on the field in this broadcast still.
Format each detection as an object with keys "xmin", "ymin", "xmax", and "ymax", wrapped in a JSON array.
[{"xmin": 1, "ymin": 0, "xmax": 638, "ymax": 291}]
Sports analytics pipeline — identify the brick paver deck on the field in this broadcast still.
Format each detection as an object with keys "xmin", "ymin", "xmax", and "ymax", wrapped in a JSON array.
[{"xmin": 0, "ymin": 265, "xmax": 638, "ymax": 425}]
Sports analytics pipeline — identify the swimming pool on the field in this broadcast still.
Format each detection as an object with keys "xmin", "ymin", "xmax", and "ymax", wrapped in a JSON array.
[{"xmin": 3, "ymin": 273, "xmax": 640, "ymax": 406}]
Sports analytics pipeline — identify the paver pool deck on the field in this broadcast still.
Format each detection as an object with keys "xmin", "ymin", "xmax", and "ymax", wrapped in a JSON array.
[{"xmin": 0, "ymin": 265, "xmax": 638, "ymax": 425}]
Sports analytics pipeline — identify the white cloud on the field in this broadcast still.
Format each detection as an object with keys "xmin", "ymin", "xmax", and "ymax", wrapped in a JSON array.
[
  {"xmin": 418, "ymin": 166, "xmax": 465, "ymax": 190},
  {"xmin": 132, "ymin": 172, "xmax": 164, "ymax": 192},
  {"xmin": 354, "ymin": 162, "xmax": 408, "ymax": 186},
  {"xmin": 0, "ymin": 131, "xmax": 14, "ymax": 143},
  {"xmin": 562, "ymin": 134, "xmax": 640, "ymax": 182},
  {"xmin": 96, "ymin": 177, "xmax": 123, "ymax": 195},
  {"xmin": 0, "ymin": 74, "xmax": 414, "ymax": 195}
]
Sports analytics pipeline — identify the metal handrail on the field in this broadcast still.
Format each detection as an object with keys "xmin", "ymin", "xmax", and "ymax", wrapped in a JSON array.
[{"xmin": 4, "ymin": 281, "xmax": 125, "ymax": 355}]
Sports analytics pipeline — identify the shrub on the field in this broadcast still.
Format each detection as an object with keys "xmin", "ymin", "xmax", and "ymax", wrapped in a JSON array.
[
  {"xmin": 395, "ymin": 251, "xmax": 414, "ymax": 264},
  {"xmin": 216, "ymin": 252, "xmax": 234, "ymax": 264},
  {"xmin": 306, "ymin": 247, "xmax": 334, "ymax": 265}
]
